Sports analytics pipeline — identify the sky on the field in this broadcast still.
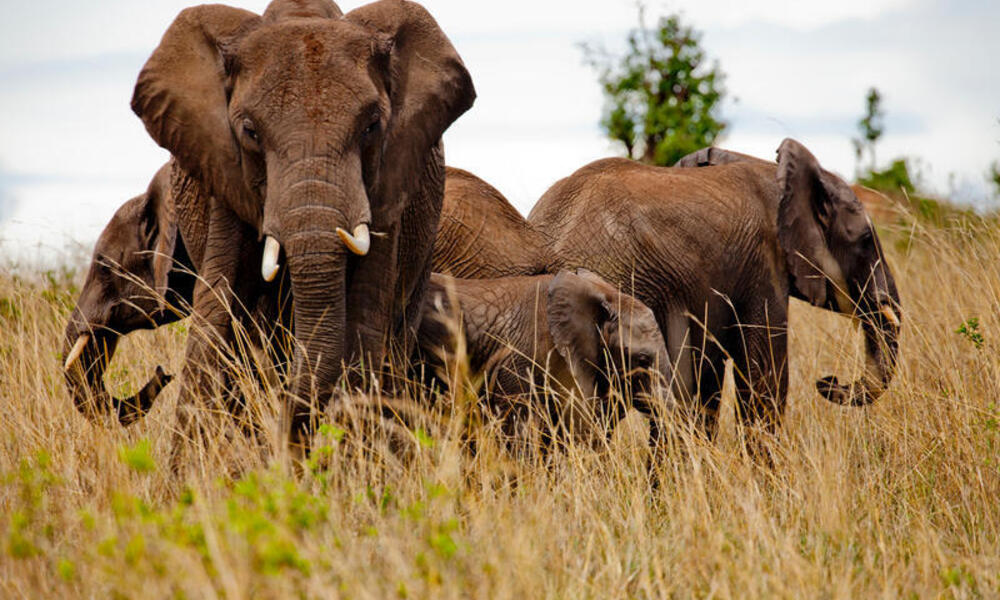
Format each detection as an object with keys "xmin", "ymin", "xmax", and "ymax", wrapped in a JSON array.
[{"xmin": 1, "ymin": 0, "xmax": 998, "ymax": 266}]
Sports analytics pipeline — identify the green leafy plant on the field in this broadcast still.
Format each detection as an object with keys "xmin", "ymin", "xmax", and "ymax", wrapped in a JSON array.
[
  {"xmin": 852, "ymin": 87, "xmax": 885, "ymax": 175},
  {"xmin": 582, "ymin": 6, "xmax": 726, "ymax": 166},
  {"xmin": 956, "ymin": 317, "xmax": 985, "ymax": 349},
  {"xmin": 119, "ymin": 439, "xmax": 156, "ymax": 473}
]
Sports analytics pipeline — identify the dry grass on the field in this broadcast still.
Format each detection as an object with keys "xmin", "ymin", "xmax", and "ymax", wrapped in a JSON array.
[{"xmin": 2, "ymin": 210, "xmax": 999, "ymax": 599}]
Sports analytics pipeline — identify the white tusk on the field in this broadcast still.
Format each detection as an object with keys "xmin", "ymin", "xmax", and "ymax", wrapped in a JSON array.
[
  {"xmin": 336, "ymin": 223, "xmax": 371, "ymax": 256},
  {"xmin": 261, "ymin": 236, "xmax": 281, "ymax": 282},
  {"xmin": 880, "ymin": 304, "xmax": 901, "ymax": 328},
  {"xmin": 64, "ymin": 334, "xmax": 90, "ymax": 371}
]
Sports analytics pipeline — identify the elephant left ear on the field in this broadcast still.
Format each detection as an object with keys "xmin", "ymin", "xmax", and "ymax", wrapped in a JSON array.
[
  {"xmin": 346, "ymin": 1, "xmax": 476, "ymax": 194},
  {"xmin": 775, "ymin": 138, "xmax": 855, "ymax": 308},
  {"xmin": 546, "ymin": 270, "xmax": 615, "ymax": 397}
]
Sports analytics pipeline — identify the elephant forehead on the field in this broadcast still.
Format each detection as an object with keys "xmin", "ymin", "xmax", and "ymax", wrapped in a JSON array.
[{"xmin": 237, "ymin": 21, "xmax": 377, "ymax": 108}]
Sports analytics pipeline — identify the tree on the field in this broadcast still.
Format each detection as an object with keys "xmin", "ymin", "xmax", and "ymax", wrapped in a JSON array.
[
  {"xmin": 852, "ymin": 87, "xmax": 885, "ymax": 175},
  {"xmin": 582, "ymin": 8, "xmax": 726, "ymax": 166}
]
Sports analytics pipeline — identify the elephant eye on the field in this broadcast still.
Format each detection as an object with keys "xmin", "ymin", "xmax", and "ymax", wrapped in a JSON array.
[
  {"xmin": 362, "ymin": 119, "xmax": 380, "ymax": 138},
  {"xmin": 242, "ymin": 118, "xmax": 259, "ymax": 143},
  {"xmin": 633, "ymin": 352, "xmax": 653, "ymax": 367}
]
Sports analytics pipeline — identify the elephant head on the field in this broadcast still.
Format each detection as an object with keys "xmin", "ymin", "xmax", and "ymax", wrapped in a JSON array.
[
  {"xmin": 63, "ymin": 162, "xmax": 190, "ymax": 425},
  {"xmin": 546, "ymin": 270, "xmax": 671, "ymax": 402},
  {"xmin": 775, "ymin": 138, "xmax": 902, "ymax": 406},
  {"xmin": 131, "ymin": 0, "xmax": 475, "ymax": 415}
]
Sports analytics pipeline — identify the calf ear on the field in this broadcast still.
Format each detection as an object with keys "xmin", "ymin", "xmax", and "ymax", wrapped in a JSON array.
[
  {"xmin": 546, "ymin": 271, "xmax": 615, "ymax": 397},
  {"xmin": 144, "ymin": 164, "xmax": 178, "ymax": 308},
  {"xmin": 775, "ymin": 138, "xmax": 845, "ymax": 307}
]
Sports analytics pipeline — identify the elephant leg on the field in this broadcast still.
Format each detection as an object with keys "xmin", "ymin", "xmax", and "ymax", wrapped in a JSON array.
[
  {"xmin": 646, "ymin": 309, "xmax": 724, "ymax": 445},
  {"xmin": 639, "ymin": 309, "xmax": 692, "ymax": 447},
  {"xmin": 729, "ymin": 301, "xmax": 789, "ymax": 461},
  {"xmin": 169, "ymin": 201, "xmax": 251, "ymax": 474},
  {"xmin": 687, "ymin": 345, "xmax": 728, "ymax": 441}
]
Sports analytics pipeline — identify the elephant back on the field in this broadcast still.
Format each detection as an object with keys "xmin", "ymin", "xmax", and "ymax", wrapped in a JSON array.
[{"xmin": 434, "ymin": 168, "xmax": 550, "ymax": 279}]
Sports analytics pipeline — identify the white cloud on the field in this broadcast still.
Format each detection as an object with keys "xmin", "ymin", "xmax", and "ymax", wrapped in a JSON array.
[{"xmin": 1, "ymin": 0, "xmax": 996, "ymax": 265}]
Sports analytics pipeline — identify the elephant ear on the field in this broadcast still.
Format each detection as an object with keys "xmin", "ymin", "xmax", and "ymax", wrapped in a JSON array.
[
  {"xmin": 775, "ymin": 138, "xmax": 849, "ymax": 307},
  {"xmin": 144, "ymin": 162, "xmax": 179, "ymax": 305},
  {"xmin": 131, "ymin": 5, "xmax": 261, "ymax": 225},
  {"xmin": 674, "ymin": 146, "xmax": 717, "ymax": 167},
  {"xmin": 346, "ymin": 0, "xmax": 476, "ymax": 212},
  {"xmin": 674, "ymin": 146, "xmax": 771, "ymax": 168},
  {"xmin": 546, "ymin": 270, "xmax": 616, "ymax": 397}
]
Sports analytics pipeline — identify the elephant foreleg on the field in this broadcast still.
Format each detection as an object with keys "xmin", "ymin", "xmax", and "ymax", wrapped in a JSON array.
[
  {"xmin": 729, "ymin": 303, "xmax": 789, "ymax": 462},
  {"xmin": 169, "ymin": 200, "xmax": 250, "ymax": 474}
]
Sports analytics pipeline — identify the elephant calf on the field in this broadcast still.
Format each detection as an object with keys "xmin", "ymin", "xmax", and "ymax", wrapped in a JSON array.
[
  {"xmin": 416, "ymin": 270, "xmax": 672, "ymax": 441},
  {"xmin": 63, "ymin": 160, "xmax": 195, "ymax": 426}
]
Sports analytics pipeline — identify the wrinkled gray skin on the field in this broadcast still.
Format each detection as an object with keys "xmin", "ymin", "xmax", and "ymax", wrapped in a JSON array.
[
  {"xmin": 433, "ymin": 167, "xmax": 550, "ymax": 278},
  {"xmin": 130, "ymin": 0, "xmax": 475, "ymax": 451},
  {"xmin": 528, "ymin": 139, "xmax": 902, "ymax": 445},
  {"xmin": 62, "ymin": 161, "xmax": 196, "ymax": 426},
  {"xmin": 417, "ymin": 270, "xmax": 671, "ymax": 441}
]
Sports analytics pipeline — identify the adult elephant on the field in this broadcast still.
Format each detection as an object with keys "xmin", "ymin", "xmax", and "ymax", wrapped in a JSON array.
[
  {"xmin": 131, "ymin": 0, "xmax": 475, "ymax": 450},
  {"xmin": 527, "ymin": 139, "xmax": 902, "ymax": 442}
]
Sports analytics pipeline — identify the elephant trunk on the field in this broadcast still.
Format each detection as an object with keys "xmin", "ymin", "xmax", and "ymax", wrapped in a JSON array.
[
  {"xmin": 280, "ymin": 199, "xmax": 357, "ymax": 446},
  {"xmin": 817, "ymin": 297, "xmax": 901, "ymax": 407},
  {"xmin": 62, "ymin": 309, "xmax": 173, "ymax": 426}
]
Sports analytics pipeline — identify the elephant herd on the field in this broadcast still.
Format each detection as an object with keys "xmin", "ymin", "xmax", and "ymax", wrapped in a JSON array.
[{"xmin": 61, "ymin": 0, "xmax": 902, "ymax": 463}]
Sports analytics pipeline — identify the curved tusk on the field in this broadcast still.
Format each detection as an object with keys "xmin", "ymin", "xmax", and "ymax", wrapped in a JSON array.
[
  {"xmin": 261, "ymin": 236, "xmax": 281, "ymax": 282},
  {"xmin": 336, "ymin": 223, "xmax": 371, "ymax": 256},
  {"xmin": 880, "ymin": 304, "xmax": 901, "ymax": 328},
  {"xmin": 64, "ymin": 334, "xmax": 90, "ymax": 371}
]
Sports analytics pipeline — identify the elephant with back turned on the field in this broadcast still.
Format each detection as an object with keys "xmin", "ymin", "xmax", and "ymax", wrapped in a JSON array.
[
  {"xmin": 130, "ymin": 0, "xmax": 475, "ymax": 452},
  {"xmin": 526, "ymin": 139, "xmax": 901, "ymax": 443},
  {"xmin": 433, "ymin": 167, "xmax": 550, "ymax": 278}
]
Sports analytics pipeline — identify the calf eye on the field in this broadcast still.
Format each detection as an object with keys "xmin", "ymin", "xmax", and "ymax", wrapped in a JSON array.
[
  {"xmin": 633, "ymin": 352, "xmax": 653, "ymax": 367},
  {"xmin": 362, "ymin": 118, "xmax": 380, "ymax": 138}
]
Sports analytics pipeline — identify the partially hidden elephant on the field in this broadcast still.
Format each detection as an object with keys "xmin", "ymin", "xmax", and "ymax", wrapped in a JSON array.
[
  {"xmin": 433, "ymin": 167, "xmax": 550, "ymax": 278},
  {"xmin": 62, "ymin": 160, "xmax": 196, "ymax": 426},
  {"xmin": 526, "ymin": 139, "xmax": 902, "ymax": 442},
  {"xmin": 417, "ymin": 270, "xmax": 671, "ymax": 440},
  {"xmin": 130, "ymin": 0, "xmax": 475, "ymax": 448}
]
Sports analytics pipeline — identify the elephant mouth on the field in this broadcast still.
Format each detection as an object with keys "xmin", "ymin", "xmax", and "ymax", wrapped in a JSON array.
[
  {"xmin": 62, "ymin": 316, "xmax": 175, "ymax": 426},
  {"xmin": 816, "ymin": 295, "xmax": 901, "ymax": 407}
]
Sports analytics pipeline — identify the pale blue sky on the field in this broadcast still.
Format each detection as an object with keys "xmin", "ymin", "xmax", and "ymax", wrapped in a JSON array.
[{"xmin": 1, "ymin": 0, "xmax": 998, "ymax": 265}]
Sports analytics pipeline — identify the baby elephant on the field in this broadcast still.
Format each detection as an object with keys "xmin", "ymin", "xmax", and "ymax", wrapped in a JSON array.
[
  {"xmin": 417, "ymin": 270, "xmax": 672, "ymax": 442},
  {"xmin": 63, "ymin": 160, "xmax": 195, "ymax": 426}
]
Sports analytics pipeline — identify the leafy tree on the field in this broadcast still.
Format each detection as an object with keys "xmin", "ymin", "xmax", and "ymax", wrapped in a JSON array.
[
  {"xmin": 852, "ymin": 87, "xmax": 885, "ymax": 175},
  {"xmin": 582, "ymin": 8, "xmax": 726, "ymax": 166},
  {"xmin": 859, "ymin": 159, "xmax": 915, "ymax": 194}
]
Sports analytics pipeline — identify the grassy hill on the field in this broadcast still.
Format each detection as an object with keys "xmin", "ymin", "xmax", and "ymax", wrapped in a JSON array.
[{"xmin": 1, "ymin": 201, "xmax": 999, "ymax": 597}]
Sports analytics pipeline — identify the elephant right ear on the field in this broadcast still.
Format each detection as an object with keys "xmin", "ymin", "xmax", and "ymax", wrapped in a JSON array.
[
  {"xmin": 674, "ymin": 146, "xmax": 769, "ymax": 168},
  {"xmin": 775, "ymin": 138, "xmax": 844, "ymax": 307},
  {"xmin": 131, "ymin": 5, "xmax": 260, "ymax": 221},
  {"xmin": 546, "ymin": 270, "xmax": 615, "ymax": 397}
]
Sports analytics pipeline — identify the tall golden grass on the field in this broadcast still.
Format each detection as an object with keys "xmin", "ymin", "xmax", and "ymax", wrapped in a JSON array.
[{"xmin": 1, "ymin": 206, "xmax": 999, "ymax": 598}]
